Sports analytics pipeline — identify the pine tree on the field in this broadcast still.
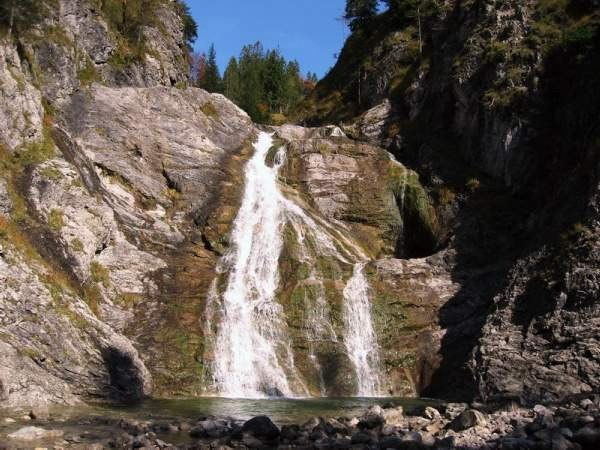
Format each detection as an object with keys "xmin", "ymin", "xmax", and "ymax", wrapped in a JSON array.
[
  {"xmin": 173, "ymin": 0, "xmax": 198, "ymax": 49},
  {"xmin": 282, "ymin": 60, "xmax": 303, "ymax": 111},
  {"xmin": 223, "ymin": 57, "xmax": 242, "ymax": 103},
  {"xmin": 238, "ymin": 42, "xmax": 267, "ymax": 122},
  {"xmin": 198, "ymin": 44, "xmax": 222, "ymax": 93},
  {"xmin": 263, "ymin": 50, "xmax": 287, "ymax": 112},
  {"xmin": 218, "ymin": 41, "xmax": 311, "ymax": 123},
  {"xmin": 381, "ymin": 0, "xmax": 440, "ymax": 55},
  {"xmin": 344, "ymin": 0, "xmax": 378, "ymax": 31}
]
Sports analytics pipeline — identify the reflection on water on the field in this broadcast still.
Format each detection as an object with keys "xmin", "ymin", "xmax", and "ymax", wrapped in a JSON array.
[{"xmin": 99, "ymin": 397, "xmax": 437, "ymax": 425}]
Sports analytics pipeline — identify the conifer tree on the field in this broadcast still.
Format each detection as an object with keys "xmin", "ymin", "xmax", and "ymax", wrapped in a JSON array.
[
  {"xmin": 381, "ymin": 0, "xmax": 440, "ymax": 55},
  {"xmin": 223, "ymin": 57, "xmax": 242, "ymax": 103},
  {"xmin": 198, "ymin": 44, "xmax": 222, "ymax": 93},
  {"xmin": 217, "ymin": 41, "xmax": 310, "ymax": 123},
  {"xmin": 173, "ymin": 0, "xmax": 198, "ymax": 49},
  {"xmin": 344, "ymin": 0, "xmax": 378, "ymax": 31}
]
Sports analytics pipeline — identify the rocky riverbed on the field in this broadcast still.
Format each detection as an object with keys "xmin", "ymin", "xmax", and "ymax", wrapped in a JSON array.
[{"xmin": 1, "ymin": 398, "xmax": 599, "ymax": 449}]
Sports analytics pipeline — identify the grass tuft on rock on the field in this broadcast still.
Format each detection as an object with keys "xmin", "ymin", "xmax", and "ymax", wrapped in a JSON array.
[
  {"xmin": 90, "ymin": 261, "xmax": 110, "ymax": 288},
  {"xmin": 48, "ymin": 209, "xmax": 64, "ymax": 231}
]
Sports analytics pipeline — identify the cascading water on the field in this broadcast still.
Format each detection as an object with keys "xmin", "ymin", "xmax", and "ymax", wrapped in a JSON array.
[
  {"xmin": 342, "ymin": 263, "xmax": 382, "ymax": 397},
  {"xmin": 207, "ymin": 131, "xmax": 384, "ymax": 398},
  {"xmin": 209, "ymin": 132, "xmax": 299, "ymax": 398}
]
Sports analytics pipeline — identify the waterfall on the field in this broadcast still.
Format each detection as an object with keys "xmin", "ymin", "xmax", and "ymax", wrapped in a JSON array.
[
  {"xmin": 342, "ymin": 263, "xmax": 382, "ymax": 397},
  {"xmin": 210, "ymin": 132, "xmax": 299, "ymax": 398},
  {"xmin": 207, "ymin": 131, "xmax": 384, "ymax": 398}
]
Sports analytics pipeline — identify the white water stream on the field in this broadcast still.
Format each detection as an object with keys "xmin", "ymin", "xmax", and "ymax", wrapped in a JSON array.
[
  {"xmin": 342, "ymin": 263, "xmax": 382, "ymax": 396},
  {"xmin": 207, "ymin": 132, "xmax": 383, "ymax": 398}
]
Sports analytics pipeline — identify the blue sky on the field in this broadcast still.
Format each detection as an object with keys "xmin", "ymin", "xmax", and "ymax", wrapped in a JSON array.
[{"xmin": 188, "ymin": 0, "xmax": 350, "ymax": 79}]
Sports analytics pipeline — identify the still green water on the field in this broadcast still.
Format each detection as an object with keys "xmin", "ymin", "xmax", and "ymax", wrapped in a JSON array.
[{"xmin": 98, "ymin": 397, "xmax": 437, "ymax": 425}]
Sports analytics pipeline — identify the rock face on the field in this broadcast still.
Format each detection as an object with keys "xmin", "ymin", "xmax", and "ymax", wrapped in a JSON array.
[
  {"xmin": 473, "ymin": 229, "xmax": 600, "ymax": 404},
  {"xmin": 29, "ymin": 0, "xmax": 190, "ymax": 106},
  {"xmin": 0, "ymin": 240, "xmax": 152, "ymax": 406},
  {"xmin": 0, "ymin": 78, "xmax": 254, "ymax": 406},
  {"xmin": 0, "ymin": 0, "xmax": 256, "ymax": 404},
  {"xmin": 296, "ymin": 0, "xmax": 600, "ymax": 405},
  {"xmin": 0, "ymin": 44, "xmax": 45, "ymax": 150},
  {"xmin": 276, "ymin": 124, "xmax": 404, "ymax": 257}
]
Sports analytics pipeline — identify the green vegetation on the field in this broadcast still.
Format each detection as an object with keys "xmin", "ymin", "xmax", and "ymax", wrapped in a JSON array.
[
  {"xmin": 45, "ymin": 278, "xmax": 90, "ymax": 328},
  {"xmin": 173, "ymin": 0, "xmax": 198, "ymax": 50},
  {"xmin": 90, "ymin": 261, "xmax": 111, "ymax": 288},
  {"xmin": 19, "ymin": 346, "xmax": 41, "ymax": 360},
  {"xmin": 3, "ymin": 128, "xmax": 56, "ymax": 171},
  {"xmin": 195, "ymin": 44, "xmax": 222, "ymax": 93},
  {"xmin": 0, "ymin": 123, "xmax": 56, "ymax": 226},
  {"xmin": 0, "ymin": 0, "xmax": 49, "ymax": 39},
  {"xmin": 193, "ymin": 42, "xmax": 317, "ymax": 123},
  {"xmin": 83, "ymin": 283, "xmax": 102, "ymax": 316},
  {"xmin": 48, "ymin": 209, "xmax": 64, "ymax": 231},
  {"xmin": 388, "ymin": 165, "xmax": 438, "ymax": 257},
  {"xmin": 77, "ymin": 56, "xmax": 100, "ymax": 87},
  {"xmin": 164, "ymin": 187, "xmax": 182, "ymax": 203},
  {"xmin": 200, "ymin": 101, "xmax": 219, "ymax": 120},
  {"xmin": 39, "ymin": 166, "xmax": 62, "ymax": 181},
  {"xmin": 437, "ymin": 186, "xmax": 456, "ymax": 205},
  {"xmin": 295, "ymin": 8, "xmax": 420, "ymax": 124},
  {"xmin": 174, "ymin": 80, "xmax": 188, "ymax": 90},
  {"xmin": 480, "ymin": 0, "xmax": 599, "ymax": 109},
  {"xmin": 116, "ymin": 292, "xmax": 144, "ymax": 308},
  {"xmin": 70, "ymin": 238, "xmax": 84, "ymax": 253},
  {"xmin": 344, "ymin": 0, "xmax": 378, "ymax": 31},
  {"xmin": 44, "ymin": 25, "xmax": 72, "ymax": 47}
]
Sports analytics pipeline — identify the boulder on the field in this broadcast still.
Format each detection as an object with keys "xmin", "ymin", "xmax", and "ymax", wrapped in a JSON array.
[
  {"xmin": 241, "ymin": 416, "xmax": 280, "ymax": 440},
  {"xmin": 379, "ymin": 436, "xmax": 405, "ymax": 449},
  {"xmin": 7, "ymin": 426, "xmax": 64, "ymax": 441},
  {"xmin": 29, "ymin": 405, "xmax": 50, "ymax": 421},
  {"xmin": 383, "ymin": 406, "xmax": 404, "ymax": 426},
  {"xmin": 359, "ymin": 405, "xmax": 386, "ymax": 429},
  {"xmin": 302, "ymin": 417, "xmax": 321, "ymax": 432},
  {"xmin": 497, "ymin": 437, "xmax": 535, "ymax": 450},
  {"xmin": 323, "ymin": 417, "xmax": 347, "ymax": 435},
  {"xmin": 572, "ymin": 425, "xmax": 600, "ymax": 448},
  {"xmin": 351, "ymin": 431, "xmax": 372, "ymax": 444},
  {"xmin": 281, "ymin": 424, "xmax": 301, "ymax": 441},
  {"xmin": 242, "ymin": 433, "xmax": 265, "ymax": 448},
  {"xmin": 580, "ymin": 399, "xmax": 594, "ymax": 410},
  {"xmin": 423, "ymin": 407, "xmax": 441, "ymax": 421},
  {"xmin": 448, "ymin": 409, "xmax": 487, "ymax": 431}
]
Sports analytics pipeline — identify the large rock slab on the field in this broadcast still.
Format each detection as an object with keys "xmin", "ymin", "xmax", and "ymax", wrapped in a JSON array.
[{"xmin": 0, "ymin": 45, "xmax": 44, "ymax": 150}]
